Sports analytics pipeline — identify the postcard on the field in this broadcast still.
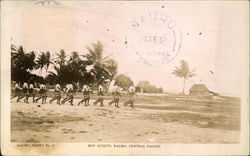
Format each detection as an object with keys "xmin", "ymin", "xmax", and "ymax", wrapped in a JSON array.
[{"xmin": 1, "ymin": 0, "xmax": 249, "ymax": 155}]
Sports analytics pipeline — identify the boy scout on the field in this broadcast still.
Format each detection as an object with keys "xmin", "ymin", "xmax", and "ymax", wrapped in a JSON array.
[
  {"xmin": 61, "ymin": 84, "xmax": 74, "ymax": 106},
  {"xmin": 124, "ymin": 86, "xmax": 136, "ymax": 108},
  {"xmin": 93, "ymin": 85, "xmax": 104, "ymax": 107},
  {"xmin": 108, "ymin": 86, "xmax": 121, "ymax": 108},
  {"xmin": 49, "ymin": 84, "xmax": 62, "ymax": 104},
  {"xmin": 17, "ymin": 82, "xmax": 28, "ymax": 103},
  {"xmin": 26, "ymin": 83, "xmax": 35, "ymax": 103},
  {"xmin": 34, "ymin": 84, "xmax": 47, "ymax": 104},
  {"xmin": 78, "ymin": 84, "xmax": 91, "ymax": 106},
  {"xmin": 11, "ymin": 82, "xmax": 21, "ymax": 100}
]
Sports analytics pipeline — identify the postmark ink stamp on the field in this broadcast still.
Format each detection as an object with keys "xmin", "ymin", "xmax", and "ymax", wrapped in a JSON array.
[
  {"xmin": 34, "ymin": 0, "xmax": 61, "ymax": 6},
  {"xmin": 125, "ymin": 12, "xmax": 182, "ymax": 67}
]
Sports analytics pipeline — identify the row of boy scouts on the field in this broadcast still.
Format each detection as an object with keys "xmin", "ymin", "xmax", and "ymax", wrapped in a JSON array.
[{"xmin": 11, "ymin": 82, "xmax": 136, "ymax": 108}]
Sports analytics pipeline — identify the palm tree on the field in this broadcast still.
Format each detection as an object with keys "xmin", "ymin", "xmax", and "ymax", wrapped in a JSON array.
[
  {"xmin": 11, "ymin": 44, "xmax": 17, "ymax": 53},
  {"xmin": 35, "ymin": 51, "xmax": 51, "ymax": 76},
  {"xmin": 11, "ymin": 45, "xmax": 37, "ymax": 83},
  {"xmin": 46, "ymin": 49, "xmax": 66, "ymax": 85},
  {"xmin": 25, "ymin": 51, "xmax": 36, "ymax": 72},
  {"xmin": 68, "ymin": 51, "xmax": 85, "ymax": 84},
  {"xmin": 172, "ymin": 60, "xmax": 196, "ymax": 94},
  {"xmin": 45, "ymin": 51, "xmax": 51, "ymax": 70},
  {"xmin": 11, "ymin": 45, "xmax": 36, "ymax": 71},
  {"xmin": 55, "ymin": 49, "xmax": 66, "ymax": 67},
  {"xmin": 69, "ymin": 51, "xmax": 79, "ymax": 63},
  {"xmin": 85, "ymin": 41, "xmax": 104, "ymax": 66},
  {"xmin": 11, "ymin": 45, "xmax": 25, "ymax": 68},
  {"xmin": 48, "ymin": 50, "xmax": 88, "ymax": 85},
  {"xmin": 84, "ymin": 41, "xmax": 117, "ymax": 85},
  {"xmin": 103, "ymin": 59, "xmax": 118, "ymax": 89}
]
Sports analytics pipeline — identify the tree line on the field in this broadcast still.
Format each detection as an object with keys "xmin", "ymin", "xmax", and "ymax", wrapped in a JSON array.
[
  {"xmin": 11, "ymin": 40, "xmax": 195, "ymax": 94},
  {"xmin": 11, "ymin": 41, "xmax": 118, "ymax": 89}
]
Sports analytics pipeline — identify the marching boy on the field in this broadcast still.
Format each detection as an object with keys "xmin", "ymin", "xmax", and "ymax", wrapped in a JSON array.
[
  {"xmin": 11, "ymin": 82, "xmax": 21, "ymax": 100},
  {"xmin": 78, "ymin": 84, "xmax": 91, "ymax": 106},
  {"xmin": 108, "ymin": 86, "xmax": 121, "ymax": 108},
  {"xmin": 49, "ymin": 84, "xmax": 62, "ymax": 105},
  {"xmin": 34, "ymin": 84, "xmax": 47, "ymax": 104},
  {"xmin": 124, "ymin": 86, "xmax": 136, "ymax": 108},
  {"xmin": 61, "ymin": 84, "xmax": 74, "ymax": 106},
  {"xmin": 93, "ymin": 85, "xmax": 104, "ymax": 107},
  {"xmin": 17, "ymin": 82, "xmax": 28, "ymax": 103},
  {"xmin": 26, "ymin": 83, "xmax": 35, "ymax": 103}
]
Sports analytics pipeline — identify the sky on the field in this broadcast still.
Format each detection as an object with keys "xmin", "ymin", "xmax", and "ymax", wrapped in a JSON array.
[{"xmin": 5, "ymin": 1, "xmax": 249, "ymax": 96}]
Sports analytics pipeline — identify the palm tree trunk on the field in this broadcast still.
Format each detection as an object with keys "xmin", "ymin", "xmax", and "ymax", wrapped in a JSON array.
[{"xmin": 182, "ymin": 78, "xmax": 186, "ymax": 95}]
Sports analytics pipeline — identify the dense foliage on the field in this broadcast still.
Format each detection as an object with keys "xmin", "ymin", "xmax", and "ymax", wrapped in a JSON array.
[
  {"xmin": 114, "ymin": 74, "xmax": 134, "ymax": 90},
  {"xmin": 11, "ymin": 41, "xmax": 118, "ymax": 88},
  {"xmin": 136, "ymin": 81, "xmax": 163, "ymax": 93}
]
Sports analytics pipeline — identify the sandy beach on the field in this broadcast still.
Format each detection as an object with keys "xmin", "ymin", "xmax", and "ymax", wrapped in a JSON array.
[{"xmin": 11, "ymin": 96, "xmax": 240, "ymax": 143}]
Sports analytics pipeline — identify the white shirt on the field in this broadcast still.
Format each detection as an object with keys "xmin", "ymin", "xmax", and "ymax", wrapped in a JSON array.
[
  {"xmin": 15, "ymin": 84, "xmax": 19, "ymax": 88},
  {"xmin": 66, "ymin": 84, "xmax": 73, "ymax": 92},
  {"xmin": 55, "ymin": 84, "xmax": 61, "ymax": 90},
  {"xmin": 23, "ymin": 83, "xmax": 28, "ymax": 88},
  {"xmin": 98, "ymin": 85, "xmax": 103, "ymax": 91},
  {"xmin": 29, "ymin": 84, "xmax": 34, "ymax": 89}
]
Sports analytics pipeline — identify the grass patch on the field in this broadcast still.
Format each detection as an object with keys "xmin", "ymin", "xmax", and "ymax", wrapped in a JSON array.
[{"xmin": 141, "ymin": 112, "xmax": 240, "ymax": 131}]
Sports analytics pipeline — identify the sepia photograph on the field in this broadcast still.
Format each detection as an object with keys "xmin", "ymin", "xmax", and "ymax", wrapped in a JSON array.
[{"xmin": 1, "ymin": 0, "xmax": 249, "ymax": 155}]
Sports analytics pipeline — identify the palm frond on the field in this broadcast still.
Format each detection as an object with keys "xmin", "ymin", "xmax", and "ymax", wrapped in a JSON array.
[{"xmin": 172, "ymin": 60, "xmax": 196, "ymax": 79}]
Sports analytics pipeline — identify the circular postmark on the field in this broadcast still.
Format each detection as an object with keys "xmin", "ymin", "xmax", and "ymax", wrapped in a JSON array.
[{"xmin": 125, "ymin": 12, "xmax": 182, "ymax": 68}]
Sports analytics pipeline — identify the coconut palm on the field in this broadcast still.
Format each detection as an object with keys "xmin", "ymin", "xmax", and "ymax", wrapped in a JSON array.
[
  {"xmin": 35, "ymin": 51, "xmax": 51, "ymax": 76},
  {"xmin": 55, "ymin": 49, "xmax": 66, "ymax": 67},
  {"xmin": 48, "ymin": 51, "xmax": 88, "ymax": 85},
  {"xmin": 69, "ymin": 51, "xmax": 80, "ymax": 63},
  {"xmin": 172, "ymin": 60, "xmax": 196, "ymax": 94},
  {"xmin": 45, "ymin": 51, "xmax": 51, "ymax": 70},
  {"xmin": 25, "ymin": 51, "xmax": 36, "ymax": 72},
  {"xmin": 102, "ymin": 59, "xmax": 118, "ymax": 89},
  {"xmin": 11, "ymin": 46, "xmax": 36, "ymax": 71},
  {"xmin": 11, "ymin": 45, "xmax": 25, "ymax": 69},
  {"xmin": 11, "ymin": 45, "xmax": 38, "ymax": 83},
  {"xmin": 84, "ymin": 41, "xmax": 118, "ymax": 85},
  {"xmin": 11, "ymin": 44, "xmax": 17, "ymax": 53},
  {"xmin": 68, "ymin": 51, "xmax": 86, "ymax": 84},
  {"xmin": 104, "ymin": 59, "xmax": 118, "ymax": 80},
  {"xmin": 11, "ymin": 43, "xmax": 119, "ymax": 86},
  {"xmin": 85, "ymin": 41, "xmax": 104, "ymax": 66},
  {"xmin": 46, "ymin": 49, "xmax": 67, "ymax": 85}
]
